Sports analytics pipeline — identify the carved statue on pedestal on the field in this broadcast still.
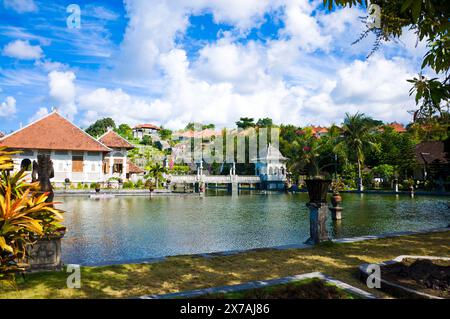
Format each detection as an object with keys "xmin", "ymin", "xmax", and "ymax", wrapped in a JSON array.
[{"xmin": 32, "ymin": 154, "xmax": 54, "ymax": 203}]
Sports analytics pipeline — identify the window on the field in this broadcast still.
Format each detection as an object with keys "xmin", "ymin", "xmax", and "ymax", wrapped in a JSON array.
[
  {"xmin": 113, "ymin": 163, "xmax": 123, "ymax": 173},
  {"xmin": 72, "ymin": 151, "xmax": 84, "ymax": 156},
  {"xmin": 72, "ymin": 156, "xmax": 84, "ymax": 172},
  {"xmin": 55, "ymin": 151, "xmax": 68, "ymax": 156},
  {"xmin": 87, "ymin": 152, "xmax": 99, "ymax": 157},
  {"xmin": 91, "ymin": 163, "xmax": 96, "ymax": 172},
  {"xmin": 20, "ymin": 150, "xmax": 34, "ymax": 156},
  {"xmin": 38, "ymin": 150, "xmax": 51, "ymax": 156}
]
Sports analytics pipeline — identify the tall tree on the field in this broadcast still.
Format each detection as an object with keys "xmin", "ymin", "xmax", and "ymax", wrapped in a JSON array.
[
  {"xmin": 158, "ymin": 127, "xmax": 172, "ymax": 140},
  {"xmin": 115, "ymin": 124, "xmax": 133, "ymax": 141},
  {"xmin": 256, "ymin": 118, "xmax": 274, "ymax": 127},
  {"xmin": 336, "ymin": 113, "xmax": 378, "ymax": 191},
  {"xmin": 85, "ymin": 118, "xmax": 116, "ymax": 137},
  {"xmin": 236, "ymin": 117, "xmax": 255, "ymax": 129},
  {"xmin": 145, "ymin": 163, "xmax": 167, "ymax": 188}
]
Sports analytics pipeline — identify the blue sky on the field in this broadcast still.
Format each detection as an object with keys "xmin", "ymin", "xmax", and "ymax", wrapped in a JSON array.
[{"xmin": 0, "ymin": 0, "xmax": 429, "ymax": 133}]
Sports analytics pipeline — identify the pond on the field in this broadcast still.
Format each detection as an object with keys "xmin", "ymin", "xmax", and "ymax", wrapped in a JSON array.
[{"xmin": 57, "ymin": 192, "xmax": 450, "ymax": 265}]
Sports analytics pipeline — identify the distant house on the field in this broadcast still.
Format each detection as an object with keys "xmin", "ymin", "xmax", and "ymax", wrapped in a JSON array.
[
  {"xmin": 309, "ymin": 126, "xmax": 329, "ymax": 138},
  {"xmin": 173, "ymin": 129, "xmax": 219, "ymax": 141},
  {"xmin": 98, "ymin": 129, "xmax": 135, "ymax": 181},
  {"xmin": 132, "ymin": 123, "xmax": 160, "ymax": 140},
  {"xmin": 126, "ymin": 160, "xmax": 145, "ymax": 182},
  {"xmin": 0, "ymin": 111, "xmax": 139, "ymax": 186},
  {"xmin": 379, "ymin": 122, "xmax": 407, "ymax": 133},
  {"xmin": 414, "ymin": 141, "xmax": 449, "ymax": 181}
]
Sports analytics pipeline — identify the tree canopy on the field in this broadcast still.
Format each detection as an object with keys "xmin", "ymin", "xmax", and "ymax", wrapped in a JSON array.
[{"xmin": 85, "ymin": 118, "xmax": 116, "ymax": 137}]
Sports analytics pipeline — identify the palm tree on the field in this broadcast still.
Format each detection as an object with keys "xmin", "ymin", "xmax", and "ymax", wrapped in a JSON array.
[
  {"xmin": 336, "ymin": 113, "xmax": 378, "ymax": 192},
  {"xmin": 145, "ymin": 163, "xmax": 167, "ymax": 188}
]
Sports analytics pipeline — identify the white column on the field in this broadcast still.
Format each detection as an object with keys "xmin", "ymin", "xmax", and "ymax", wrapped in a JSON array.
[
  {"xmin": 83, "ymin": 152, "xmax": 88, "ymax": 182},
  {"xmin": 108, "ymin": 155, "xmax": 113, "ymax": 178},
  {"xmin": 122, "ymin": 156, "xmax": 127, "ymax": 180}
]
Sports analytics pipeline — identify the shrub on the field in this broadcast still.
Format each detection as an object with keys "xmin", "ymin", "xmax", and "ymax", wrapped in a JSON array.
[
  {"xmin": 135, "ymin": 179, "xmax": 144, "ymax": 189},
  {"xmin": 0, "ymin": 147, "xmax": 64, "ymax": 282},
  {"xmin": 123, "ymin": 181, "xmax": 134, "ymax": 189}
]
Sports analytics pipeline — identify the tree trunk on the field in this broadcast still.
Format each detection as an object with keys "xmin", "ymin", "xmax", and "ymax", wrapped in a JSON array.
[{"xmin": 357, "ymin": 159, "xmax": 363, "ymax": 192}]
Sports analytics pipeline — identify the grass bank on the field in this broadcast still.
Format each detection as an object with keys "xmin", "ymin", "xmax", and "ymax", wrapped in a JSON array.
[{"xmin": 1, "ymin": 230, "xmax": 449, "ymax": 299}]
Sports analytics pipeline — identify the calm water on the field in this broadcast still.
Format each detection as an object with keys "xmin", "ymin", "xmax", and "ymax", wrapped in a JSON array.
[{"xmin": 57, "ymin": 192, "xmax": 450, "ymax": 265}]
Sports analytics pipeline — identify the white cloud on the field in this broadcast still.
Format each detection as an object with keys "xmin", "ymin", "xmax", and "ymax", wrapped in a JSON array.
[
  {"xmin": 78, "ymin": 88, "xmax": 171, "ymax": 127},
  {"xmin": 48, "ymin": 71, "xmax": 77, "ymax": 119},
  {"xmin": 0, "ymin": 96, "xmax": 17, "ymax": 117},
  {"xmin": 2, "ymin": 39, "xmax": 43, "ymax": 60},
  {"xmin": 280, "ymin": 0, "xmax": 332, "ymax": 52},
  {"xmin": 28, "ymin": 107, "xmax": 49, "ymax": 123},
  {"xmin": 84, "ymin": 5, "xmax": 119, "ymax": 21},
  {"xmin": 3, "ymin": 0, "xmax": 37, "ymax": 13},
  {"xmin": 9, "ymin": 0, "xmax": 423, "ymax": 129}
]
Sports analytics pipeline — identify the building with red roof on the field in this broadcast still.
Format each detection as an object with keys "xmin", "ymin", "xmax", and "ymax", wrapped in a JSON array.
[
  {"xmin": 0, "ymin": 111, "xmax": 139, "ymax": 185},
  {"xmin": 132, "ymin": 123, "xmax": 160, "ymax": 140}
]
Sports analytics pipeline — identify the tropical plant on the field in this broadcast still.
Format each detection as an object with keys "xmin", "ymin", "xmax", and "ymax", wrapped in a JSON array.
[
  {"xmin": 335, "ymin": 113, "xmax": 379, "ymax": 191},
  {"xmin": 145, "ymin": 163, "xmax": 167, "ymax": 188},
  {"xmin": 236, "ymin": 117, "xmax": 255, "ymax": 129},
  {"xmin": 290, "ymin": 129, "xmax": 334, "ymax": 179},
  {"xmin": 330, "ymin": 178, "xmax": 345, "ymax": 195},
  {"xmin": 0, "ymin": 147, "xmax": 64, "ymax": 282}
]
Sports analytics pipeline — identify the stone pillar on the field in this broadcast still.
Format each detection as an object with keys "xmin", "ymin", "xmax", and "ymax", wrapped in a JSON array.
[
  {"xmin": 305, "ymin": 202, "xmax": 330, "ymax": 245},
  {"xmin": 330, "ymin": 207, "xmax": 343, "ymax": 220}
]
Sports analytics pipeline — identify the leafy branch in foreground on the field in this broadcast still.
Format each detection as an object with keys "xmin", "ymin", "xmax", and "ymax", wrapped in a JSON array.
[{"xmin": 324, "ymin": 0, "xmax": 450, "ymax": 122}]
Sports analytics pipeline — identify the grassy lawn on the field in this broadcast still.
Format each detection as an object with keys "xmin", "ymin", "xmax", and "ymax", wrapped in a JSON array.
[{"xmin": 1, "ymin": 230, "xmax": 449, "ymax": 299}]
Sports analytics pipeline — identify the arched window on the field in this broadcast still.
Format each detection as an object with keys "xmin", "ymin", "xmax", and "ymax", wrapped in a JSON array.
[{"xmin": 21, "ymin": 158, "xmax": 32, "ymax": 171}]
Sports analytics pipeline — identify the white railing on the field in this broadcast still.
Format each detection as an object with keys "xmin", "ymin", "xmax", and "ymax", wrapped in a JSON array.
[{"xmin": 166, "ymin": 174, "xmax": 263, "ymax": 184}]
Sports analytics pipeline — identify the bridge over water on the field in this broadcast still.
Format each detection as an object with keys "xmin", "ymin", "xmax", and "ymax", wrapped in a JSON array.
[{"xmin": 165, "ymin": 174, "xmax": 285, "ymax": 193}]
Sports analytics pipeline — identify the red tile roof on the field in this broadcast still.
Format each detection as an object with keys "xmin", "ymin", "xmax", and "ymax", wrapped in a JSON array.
[
  {"xmin": 310, "ymin": 126, "xmax": 328, "ymax": 135},
  {"xmin": 0, "ymin": 112, "xmax": 111, "ymax": 152},
  {"xmin": 387, "ymin": 122, "xmax": 407, "ymax": 133},
  {"xmin": 127, "ymin": 160, "xmax": 144, "ymax": 174},
  {"xmin": 134, "ymin": 123, "xmax": 160, "ymax": 130},
  {"xmin": 98, "ymin": 130, "xmax": 134, "ymax": 149}
]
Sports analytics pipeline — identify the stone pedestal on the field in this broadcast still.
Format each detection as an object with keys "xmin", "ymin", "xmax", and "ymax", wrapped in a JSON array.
[
  {"xmin": 330, "ymin": 207, "xmax": 343, "ymax": 220},
  {"xmin": 27, "ymin": 237, "xmax": 62, "ymax": 271},
  {"xmin": 305, "ymin": 202, "xmax": 330, "ymax": 245}
]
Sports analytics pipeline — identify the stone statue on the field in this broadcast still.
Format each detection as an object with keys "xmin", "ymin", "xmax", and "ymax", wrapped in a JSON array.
[{"xmin": 32, "ymin": 154, "xmax": 55, "ymax": 203}]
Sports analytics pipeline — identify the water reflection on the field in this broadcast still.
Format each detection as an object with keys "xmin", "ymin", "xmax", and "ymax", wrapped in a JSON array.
[{"xmin": 57, "ymin": 193, "xmax": 450, "ymax": 265}]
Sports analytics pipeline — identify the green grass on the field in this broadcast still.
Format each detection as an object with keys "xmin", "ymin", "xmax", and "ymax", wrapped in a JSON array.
[
  {"xmin": 0, "ymin": 230, "xmax": 449, "ymax": 299},
  {"xmin": 190, "ymin": 278, "xmax": 361, "ymax": 299}
]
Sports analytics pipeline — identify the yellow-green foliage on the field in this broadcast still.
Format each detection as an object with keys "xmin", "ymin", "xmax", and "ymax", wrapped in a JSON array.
[{"xmin": 0, "ymin": 147, "xmax": 64, "ymax": 280}]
